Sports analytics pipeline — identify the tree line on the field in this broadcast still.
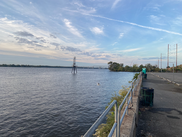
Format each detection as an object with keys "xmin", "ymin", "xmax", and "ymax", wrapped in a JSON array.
[
  {"xmin": 0, "ymin": 64, "xmax": 70, "ymax": 68},
  {"xmin": 108, "ymin": 61, "xmax": 182, "ymax": 72}
]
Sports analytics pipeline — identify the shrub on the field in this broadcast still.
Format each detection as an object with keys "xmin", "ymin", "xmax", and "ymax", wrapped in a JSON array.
[{"xmin": 93, "ymin": 86, "xmax": 129, "ymax": 137}]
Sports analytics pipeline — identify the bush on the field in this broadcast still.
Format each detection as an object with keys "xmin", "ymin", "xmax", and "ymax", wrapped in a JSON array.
[{"xmin": 93, "ymin": 86, "xmax": 129, "ymax": 137}]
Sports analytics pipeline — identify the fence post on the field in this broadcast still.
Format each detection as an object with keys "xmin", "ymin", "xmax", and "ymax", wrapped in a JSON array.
[
  {"xmin": 126, "ymin": 95, "xmax": 128, "ymax": 115},
  {"xmin": 117, "ymin": 110, "xmax": 120, "ymax": 137},
  {"xmin": 115, "ymin": 102, "xmax": 118, "ymax": 137},
  {"xmin": 131, "ymin": 82, "xmax": 133, "ymax": 104}
]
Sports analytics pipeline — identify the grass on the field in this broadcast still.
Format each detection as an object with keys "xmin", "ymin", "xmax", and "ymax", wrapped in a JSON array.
[{"xmin": 93, "ymin": 73, "xmax": 139, "ymax": 137}]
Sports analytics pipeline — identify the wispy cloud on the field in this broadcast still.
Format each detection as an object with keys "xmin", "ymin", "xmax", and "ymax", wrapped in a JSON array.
[
  {"xmin": 77, "ymin": 13, "xmax": 182, "ymax": 36},
  {"xmin": 150, "ymin": 15, "xmax": 160, "ymax": 22},
  {"xmin": 63, "ymin": 19, "xmax": 83, "ymax": 38},
  {"xmin": 120, "ymin": 48, "xmax": 141, "ymax": 53},
  {"xmin": 15, "ymin": 31, "xmax": 34, "ymax": 37},
  {"xmin": 72, "ymin": 2, "xmax": 96, "ymax": 14},
  {"xmin": 112, "ymin": 42, "xmax": 117, "ymax": 46},
  {"xmin": 50, "ymin": 34, "xmax": 57, "ymax": 38},
  {"xmin": 152, "ymin": 4, "xmax": 161, "ymax": 11},
  {"xmin": 90, "ymin": 27, "xmax": 104, "ymax": 35},
  {"xmin": 141, "ymin": 56, "xmax": 166, "ymax": 60},
  {"xmin": 173, "ymin": 16, "xmax": 182, "ymax": 26},
  {"xmin": 73, "ymin": 2, "xmax": 86, "ymax": 8},
  {"xmin": 119, "ymin": 33, "xmax": 124, "ymax": 39},
  {"xmin": 111, "ymin": 0, "xmax": 122, "ymax": 9},
  {"xmin": 150, "ymin": 15, "xmax": 165, "ymax": 25},
  {"xmin": 79, "ymin": 7, "xmax": 96, "ymax": 14}
]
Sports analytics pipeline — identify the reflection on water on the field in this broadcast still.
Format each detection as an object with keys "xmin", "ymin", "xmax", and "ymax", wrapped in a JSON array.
[{"xmin": 0, "ymin": 67, "xmax": 135, "ymax": 137}]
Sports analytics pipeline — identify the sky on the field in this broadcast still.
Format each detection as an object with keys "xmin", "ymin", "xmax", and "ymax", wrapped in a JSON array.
[{"xmin": 0, "ymin": 0, "xmax": 182, "ymax": 67}]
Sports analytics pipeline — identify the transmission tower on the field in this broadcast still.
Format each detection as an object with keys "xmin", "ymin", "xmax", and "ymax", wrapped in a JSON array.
[{"xmin": 71, "ymin": 57, "xmax": 77, "ymax": 74}]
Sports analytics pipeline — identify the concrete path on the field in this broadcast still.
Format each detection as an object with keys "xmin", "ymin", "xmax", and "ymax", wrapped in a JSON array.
[
  {"xmin": 136, "ymin": 73, "xmax": 182, "ymax": 137},
  {"xmin": 152, "ymin": 72, "xmax": 182, "ymax": 85}
]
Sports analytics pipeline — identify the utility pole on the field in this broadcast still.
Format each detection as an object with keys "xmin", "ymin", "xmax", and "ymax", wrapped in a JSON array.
[
  {"xmin": 161, "ymin": 53, "xmax": 162, "ymax": 72},
  {"xmin": 176, "ymin": 44, "xmax": 178, "ymax": 72},
  {"xmin": 167, "ymin": 44, "xmax": 169, "ymax": 67},
  {"xmin": 158, "ymin": 58, "xmax": 159, "ymax": 68},
  {"xmin": 173, "ymin": 64, "xmax": 174, "ymax": 82}
]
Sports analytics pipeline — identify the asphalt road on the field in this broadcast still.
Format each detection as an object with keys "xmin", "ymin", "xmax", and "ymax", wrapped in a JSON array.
[
  {"xmin": 136, "ymin": 73, "xmax": 182, "ymax": 137},
  {"xmin": 151, "ymin": 72, "xmax": 182, "ymax": 85}
]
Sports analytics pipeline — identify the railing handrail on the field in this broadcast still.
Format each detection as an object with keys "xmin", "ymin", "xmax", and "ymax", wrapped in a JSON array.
[
  {"xmin": 83, "ymin": 100, "xmax": 117, "ymax": 137},
  {"xmin": 83, "ymin": 72, "xmax": 142, "ymax": 137}
]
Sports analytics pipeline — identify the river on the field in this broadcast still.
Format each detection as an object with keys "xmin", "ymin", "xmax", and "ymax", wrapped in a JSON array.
[{"xmin": 0, "ymin": 67, "xmax": 136, "ymax": 137}]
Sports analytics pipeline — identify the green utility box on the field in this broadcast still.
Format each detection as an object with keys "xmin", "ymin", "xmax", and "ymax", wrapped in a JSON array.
[
  {"xmin": 142, "ymin": 68, "xmax": 146, "ymax": 74},
  {"xmin": 140, "ymin": 87, "xmax": 154, "ymax": 106}
]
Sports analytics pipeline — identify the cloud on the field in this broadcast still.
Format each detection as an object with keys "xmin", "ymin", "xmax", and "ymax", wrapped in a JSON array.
[
  {"xmin": 78, "ymin": 51, "xmax": 111, "ymax": 61},
  {"xmin": 111, "ymin": 0, "xmax": 122, "ymax": 9},
  {"xmin": 112, "ymin": 42, "xmax": 117, "ymax": 46},
  {"xmin": 50, "ymin": 34, "xmax": 57, "ymax": 38},
  {"xmin": 150, "ymin": 15, "xmax": 165, "ymax": 25},
  {"xmin": 141, "ymin": 57, "xmax": 159, "ymax": 60},
  {"xmin": 119, "ymin": 33, "xmax": 124, "ymax": 39},
  {"xmin": 79, "ymin": 7, "xmax": 96, "ymax": 14},
  {"xmin": 90, "ymin": 27, "xmax": 104, "ymax": 35},
  {"xmin": 79, "ymin": 52, "xmax": 92, "ymax": 56},
  {"xmin": 152, "ymin": 4, "xmax": 161, "ymax": 11},
  {"xmin": 14, "ymin": 37, "xmax": 45, "ymax": 49},
  {"xmin": 51, "ymin": 43, "xmax": 60, "ymax": 46},
  {"xmin": 35, "ymin": 37, "xmax": 46, "ymax": 43},
  {"xmin": 150, "ymin": 15, "xmax": 159, "ymax": 21},
  {"xmin": 60, "ymin": 46, "xmax": 82, "ymax": 52},
  {"xmin": 51, "ymin": 43, "xmax": 60, "ymax": 50},
  {"xmin": 63, "ymin": 19, "xmax": 83, "ymax": 38},
  {"xmin": 15, "ymin": 37, "xmax": 36, "ymax": 45},
  {"xmin": 173, "ymin": 16, "xmax": 182, "ymax": 26},
  {"xmin": 14, "ymin": 31, "xmax": 48, "ymax": 43},
  {"xmin": 141, "ymin": 57, "xmax": 166, "ymax": 60},
  {"xmin": 15, "ymin": 31, "xmax": 34, "ymax": 37},
  {"xmin": 65, "ymin": 11, "xmax": 182, "ymax": 36},
  {"xmin": 73, "ymin": 2, "xmax": 86, "ymax": 8},
  {"xmin": 120, "ymin": 48, "xmax": 141, "ymax": 53},
  {"xmin": 72, "ymin": 2, "xmax": 96, "ymax": 14}
]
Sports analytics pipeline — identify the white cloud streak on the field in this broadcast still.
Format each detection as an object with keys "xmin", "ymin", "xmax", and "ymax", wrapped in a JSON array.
[
  {"xmin": 64, "ymin": 10, "xmax": 182, "ymax": 36},
  {"xmin": 87, "ymin": 15, "xmax": 182, "ymax": 36},
  {"xmin": 63, "ymin": 19, "xmax": 83, "ymax": 38},
  {"xmin": 112, "ymin": 42, "xmax": 117, "ymax": 46},
  {"xmin": 120, "ymin": 48, "xmax": 141, "ymax": 53},
  {"xmin": 111, "ymin": 0, "xmax": 122, "ymax": 9}
]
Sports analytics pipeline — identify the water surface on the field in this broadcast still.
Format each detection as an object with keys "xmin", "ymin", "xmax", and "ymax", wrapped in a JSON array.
[{"xmin": 0, "ymin": 67, "xmax": 135, "ymax": 137}]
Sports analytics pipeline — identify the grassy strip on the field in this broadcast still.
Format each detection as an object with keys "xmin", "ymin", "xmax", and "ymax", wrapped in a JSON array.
[{"xmin": 93, "ymin": 73, "xmax": 139, "ymax": 137}]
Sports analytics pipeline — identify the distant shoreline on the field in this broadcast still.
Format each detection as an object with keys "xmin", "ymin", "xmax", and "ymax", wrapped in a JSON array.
[{"xmin": 0, "ymin": 64, "xmax": 108, "ymax": 69}]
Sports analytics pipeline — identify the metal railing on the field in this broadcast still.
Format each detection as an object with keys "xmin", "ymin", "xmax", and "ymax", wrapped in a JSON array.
[
  {"xmin": 117, "ymin": 72, "xmax": 142, "ymax": 137},
  {"xmin": 83, "ymin": 100, "xmax": 118, "ymax": 137},
  {"xmin": 83, "ymin": 72, "xmax": 142, "ymax": 137}
]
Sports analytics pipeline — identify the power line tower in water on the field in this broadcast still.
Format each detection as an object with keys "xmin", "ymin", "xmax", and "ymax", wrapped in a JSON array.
[{"xmin": 72, "ymin": 57, "xmax": 77, "ymax": 74}]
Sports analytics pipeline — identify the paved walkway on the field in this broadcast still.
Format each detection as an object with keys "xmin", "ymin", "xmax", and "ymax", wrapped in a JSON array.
[
  {"xmin": 136, "ymin": 73, "xmax": 182, "ymax": 137},
  {"xmin": 152, "ymin": 72, "xmax": 182, "ymax": 85}
]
